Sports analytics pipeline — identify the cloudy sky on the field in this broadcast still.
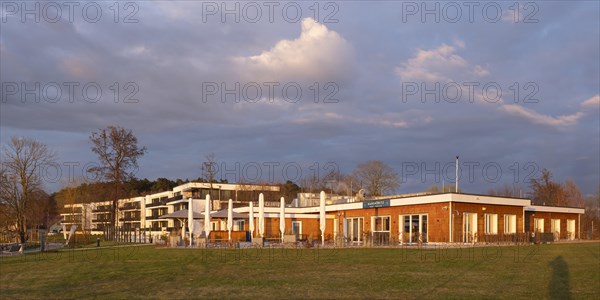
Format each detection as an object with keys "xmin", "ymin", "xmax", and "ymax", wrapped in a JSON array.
[{"xmin": 1, "ymin": 1, "xmax": 599, "ymax": 195}]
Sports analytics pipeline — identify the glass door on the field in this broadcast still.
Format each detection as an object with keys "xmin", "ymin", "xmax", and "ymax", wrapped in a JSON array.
[
  {"xmin": 463, "ymin": 213, "xmax": 477, "ymax": 243},
  {"xmin": 400, "ymin": 214, "xmax": 428, "ymax": 244},
  {"xmin": 551, "ymin": 219, "xmax": 560, "ymax": 240},
  {"xmin": 292, "ymin": 221, "xmax": 302, "ymax": 239},
  {"xmin": 345, "ymin": 217, "xmax": 363, "ymax": 243},
  {"xmin": 567, "ymin": 219, "xmax": 575, "ymax": 240}
]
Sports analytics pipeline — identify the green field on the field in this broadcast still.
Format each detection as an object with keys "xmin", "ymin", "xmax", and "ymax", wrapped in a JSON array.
[{"xmin": 1, "ymin": 242, "xmax": 599, "ymax": 299}]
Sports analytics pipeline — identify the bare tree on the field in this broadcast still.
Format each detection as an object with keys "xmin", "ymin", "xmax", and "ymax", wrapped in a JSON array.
[
  {"xmin": 487, "ymin": 183, "xmax": 523, "ymax": 198},
  {"xmin": 0, "ymin": 201, "xmax": 14, "ymax": 242},
  {"xmin": 562, "ymin": 179, "xmax": 584, "ymax": 207},
  {"xmin": 351, "ymin": 160, "xmax": 400, "ymax": 197},
  {"xmin": 530, "ymin": 169, "xmax": 586, "ymax": 207},
  {"xmin": 200, "ymin": 153, "xmax": 219, "ymax": 209},
  {"xmin": 530, "ymin": 169, "xmax": 563, "ymax": 206},
  {"xmin": 300, "ymin": 173, "xmax": 322, "ymax": 193},
  {"xmin": 24, "ymin": 190, "xmax": 52, "ymax": 231},
  {"xmin": 425, "ymin": 184, "xmax": 441, "ymax": 194},
  {"xmin": 89, "ymin": 126, "xmax": 146, "ymax": 232},
  {"xmin": 582, "ymin": 185, "xmax": 600, "ymax": 239},
  {"xmin": 0, "ymin": 137, "xmax": 56, "ymax": 244},
  {"xmin": 202, "ymin": 153, "xmax": 217, "ymax": 183},
  {"xmin": 202, "ymin": 152, "xmax": 218, "ymax": 188}
]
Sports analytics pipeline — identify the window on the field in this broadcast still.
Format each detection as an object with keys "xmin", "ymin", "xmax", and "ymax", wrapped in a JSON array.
[
  {"xmin": 371, "ymin": 216, "xmax": 391, "ymax": 245},
  {"xmin": 222, "ymin": 190, "xmax": 232, "ymax": 200},
  {"xmin": 534, "ymin": 218, "xmax": 544, "ymax": 233},
  {"xmin": 372, "ymin": 216, "xmax": 390, "ymax": 232},
  {"xmin": 485, "ymin": 214, "xmax": 498, "ymax": 234},
  {"xmin": 201, "ymin": 189, "xmax": 210, "ymax": 199},
  {"xmin": 344, "ymin": 217, "xmax": 363, "ymax": 243},
  {"xmin": 400, "ymin": 214, "xmax": 428, "ymax": 243},
  {"xmin": 504, "ymin": 215, "xmax": 517, "ymax": 234},
  {"xmin": 234, "ymin": 220, "xmax": 245, "ymax": 231},
  {"xmin": 292, "ymin": 221, "xmax": 302, "ymax": 236}
]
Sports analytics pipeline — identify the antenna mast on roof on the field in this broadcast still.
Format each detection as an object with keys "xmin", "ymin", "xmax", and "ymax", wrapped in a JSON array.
[{"xmin": 455, "ymin": 156, "xmax": 459, "ymax": 193}]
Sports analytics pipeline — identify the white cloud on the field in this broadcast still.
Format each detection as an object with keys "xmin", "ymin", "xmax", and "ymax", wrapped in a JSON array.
[
  {"xmin": 120, "ymin": 45, "xmax": 149, "ymax": 58},
  {"xmin": 233, "ymin": 18, "xmax": 354, "ymax": 82},
  {"xmin": 500, "ymin": 104, "xmax": 584, "ymax": 127},
  {"xmin": 581, "ymin": 94, "xmax": 600, "ymax": 108},
  {"xmin": 395, "ymin": 41, "xmax": 489, "ymax": 82},
  {"xmin": 291, "ymin": 110, "xmax": 435, "ymax": 129}
]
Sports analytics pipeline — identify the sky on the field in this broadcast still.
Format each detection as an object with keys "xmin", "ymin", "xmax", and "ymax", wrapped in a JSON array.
[{"xmin": 1, "ymin": 1, "xmax": 599, "ymax": 195}]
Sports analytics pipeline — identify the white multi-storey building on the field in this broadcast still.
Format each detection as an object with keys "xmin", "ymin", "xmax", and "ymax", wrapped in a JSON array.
[{"xmin": 60, "ymin": 182, "xmax": 281, "ymax": 235}]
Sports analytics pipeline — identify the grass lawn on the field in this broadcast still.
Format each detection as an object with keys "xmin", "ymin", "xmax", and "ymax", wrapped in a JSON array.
[{"xmin": 1, "ymin": 242, "xmax": 599, "ymax": 299}]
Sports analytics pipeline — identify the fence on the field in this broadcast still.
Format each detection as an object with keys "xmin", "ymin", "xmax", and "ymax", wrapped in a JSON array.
[{"xmin": 104, "ymin": 227, "xmax": 153, "ymax": 244}]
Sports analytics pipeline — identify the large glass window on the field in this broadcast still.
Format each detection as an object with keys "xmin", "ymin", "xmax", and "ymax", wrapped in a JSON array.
[
  {"xmin": 504, "ymin": 215, "xmax": 516, "ymax": 234},
  {"xmin": 221, "ymin": 190, "xmax": 232, "ymax": 200},
  {"xmin": 234, "ymin": 220, "xmax": 245, "ymax": 231},
  {"xmin": 373, "ymin": 216, "xmax": 390, "ymax": 232},
  {"xmin": 344, "ymin": 217, "xmax": 363, "ymax": 243},
  {"xmin": 371, "ymin": 216, "xmax": 390, "ymax": 245},
  {"xmin": 400, "ymin": 214, "xmax": 428, "ymax": 244},
  {"xmin": 485, "ymin": 214, "xmax": 498, "ymax": 234},
  {"xmin": 534, "ymin": 218, "xmax": 544, "ymax": 233}
]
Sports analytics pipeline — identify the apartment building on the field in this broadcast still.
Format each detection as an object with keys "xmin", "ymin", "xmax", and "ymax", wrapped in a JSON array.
[{"xmin": 60, "ymin": 182, "xmax": 281, "ymax": 234}]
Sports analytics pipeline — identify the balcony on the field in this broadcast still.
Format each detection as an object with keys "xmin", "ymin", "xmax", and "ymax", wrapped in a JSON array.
[
  {"xmin": 93, "ymin": 206, "xmax": 113, "ymax": 213},
  {"xmin": 62, "ymin": 208, "xmax": 83, "ymax": 214},
  {"xmin": 92, "ymin": 218, "xmax": 111, "ymax": 223},
  {"xmin": 167, "ymin": 194, "xmax": 183, "ymax": 202},
  {"xmin": 146, "ymin": 199, "xmax": 169, "ymax": 208},
  {"xmin": 119, "ymin": 216, "xmax": 141, "ymax": 222},
  {"xmin": 120, "ymin": 203, "xmax": 141, "ymax": 210},
  {"xmin": 145, "ymin": 214, "xmax": 161, "ymax": 220}
]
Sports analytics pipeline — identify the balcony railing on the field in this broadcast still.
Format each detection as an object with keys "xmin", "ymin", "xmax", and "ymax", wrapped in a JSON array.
[
  {"xmin": 92, "ymin": 218, "xmax": 111, "ymax": 223},
  {"xmin": 62, "ymin": 208, "xmax": 83, "ymax": 214},
  {"xmin": 149, "ymin": 226, "xmax": 176, "ymax": 232},
  {"xmin": 167, "ymin": 194, "xmax": 183, "ymax": 202},
  {"xmin": 146, "ymin": 199, "xmax": 169, "ymax": 208},
  {"xmin": 93, "ymin": 206, "xmax": 113, "ymax": 213},
  {"xmin": 120, "ymin": 203, "xmax": 141, "ymax": 210}
]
